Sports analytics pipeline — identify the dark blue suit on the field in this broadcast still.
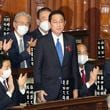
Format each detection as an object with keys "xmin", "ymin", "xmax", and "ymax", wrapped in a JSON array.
[
  {"xmin": 29, "ymin": 28, "xmax": 44, "ymax": 40},
  {"xmin": 4, "ymin": 32, "xmax": 31, "ymax": 68},
  {"xmin": 78, "ymin": 62, "xmax": 96, "ymax": 97},
  {"xmin": 104, "ymin": 59, "xmax": 110, "ymax": 93},
  {"xmin": 34, "ymin": 31, "xmax": 79, "ymax": 101},
  {"xmin": 0, "ymin": 78, "xmax": 26, "ymax": 110}
]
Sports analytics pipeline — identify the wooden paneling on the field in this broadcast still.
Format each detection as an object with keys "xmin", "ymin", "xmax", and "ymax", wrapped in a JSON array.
[
  {"xmin": 1, "ymin": 0, "xmax": 101, "ymax": 58},
  {"xmin": 8, "ymin": 95, "xmax": 107, "ymax": 110},
  {"xmin": 99, "ymin": 0, "xmax": 110, "ymax": 58},
  {"xmin": 1, "ymin": 0, "xmax": 31, "ymax": 15}
]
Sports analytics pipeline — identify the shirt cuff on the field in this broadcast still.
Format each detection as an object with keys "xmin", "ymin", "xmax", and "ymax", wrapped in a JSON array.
[
  {"xmin": 19, "ymin": 87, "xmax": 26, "ymax": 94},
  {"xmin": 86, "ymin": 82, "xmax": 90, "ymax": 88},
  {"xmin": 6, "ymin": 91, "xmax": 12, "ymax": 98}
]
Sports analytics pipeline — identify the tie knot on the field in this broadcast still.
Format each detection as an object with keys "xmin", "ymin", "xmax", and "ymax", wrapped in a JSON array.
[
  {"xmin": 81, "ymin": 69, "xmax": 86, "ymax": 84},
  {"xmin": 81, "ymin": 69, "xmax": 84, "ymax": 74},
  {"xmin": 57, "ymin": 38, "xmax": 59, "ymax": 42}
]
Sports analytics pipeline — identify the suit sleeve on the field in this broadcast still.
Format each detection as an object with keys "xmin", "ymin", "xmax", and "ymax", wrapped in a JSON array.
[
  {"xmin": 104, "ymin": 59, "xmax": 110, "ymax": 91},
  {"xmin": 33, "ymin": 40, "xmax": 44, "ymax": 91},
  {"xmin": 0, "ymin": 92, "xmax": 13, "ymax": 110}
]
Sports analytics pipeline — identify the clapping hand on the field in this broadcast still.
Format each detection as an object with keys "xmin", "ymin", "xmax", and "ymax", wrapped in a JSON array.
[
  {"xmin": 18, "ymin": 73, "xmax": 27, "ymax": 89},
  {"xmin": 28, "ymin": 38, "xmax": 37, "ymax": 47},
  {"xmin": 3, "ymin": 39, "xmax": 13, "ymax": 52},
  {"xmin": 7, "ymin": 74, "xmax": 15, "ymax": 94},
  {"xmin": 88, "ymin": 66, "xmax": 99, "ymax": 86}
]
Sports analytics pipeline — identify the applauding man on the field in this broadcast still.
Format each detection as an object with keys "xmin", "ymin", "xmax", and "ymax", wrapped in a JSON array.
[{"xmin": 0, "ymin": 55, "xmax": 27, "ymax": 110}]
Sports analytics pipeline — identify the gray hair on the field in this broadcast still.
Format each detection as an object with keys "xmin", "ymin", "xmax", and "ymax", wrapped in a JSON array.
[{"xmin": 14, "ymin": 11, "xmax": 31, "ymax": 23}]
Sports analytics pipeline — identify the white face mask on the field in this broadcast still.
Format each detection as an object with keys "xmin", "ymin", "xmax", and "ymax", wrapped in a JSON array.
[
  {"xmin": 78, "ymin": 54, "xmax": 88, "ymax": 65},
  {"xmin": 39, "ymin": 21, "xmax": 50, "ymax": 32},
  {"xmin": 17, "ymin": 25, "xmax": 29, "ymax": 36},
  {"xmin": 2, "ymin": 68, "xmax": 11, "ymax": 80}
]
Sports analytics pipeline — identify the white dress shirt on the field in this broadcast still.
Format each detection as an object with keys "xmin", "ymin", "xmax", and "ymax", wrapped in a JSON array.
[
  {"xmin": 79, "ymin": 66, "xmax": 90, "ymax": 88},
  {"xmin": 52, "ymin": 32, "xmax": 64, "ymax": 55},
  {"xmin": 14, "ymin": 31, "xmax": 27, "ymax": 68}
]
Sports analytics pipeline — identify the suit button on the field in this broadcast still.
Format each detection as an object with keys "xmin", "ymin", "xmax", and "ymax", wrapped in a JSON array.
[{"xmin": 58, "ymin": 77, "xmax": 62, "ymax": 84}]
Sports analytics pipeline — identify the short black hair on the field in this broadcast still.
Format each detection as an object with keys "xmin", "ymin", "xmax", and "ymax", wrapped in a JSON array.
[
  {"xmin": 49, "ymin": 10, "xmax": 65, "ymax": 22},
  {"xmin": 37, "ymin": 7, "xmax": 52, "ymax": 19},
  {"xmin": 0, "ymin": 55, "xmax": 10, "ymax": 68}
]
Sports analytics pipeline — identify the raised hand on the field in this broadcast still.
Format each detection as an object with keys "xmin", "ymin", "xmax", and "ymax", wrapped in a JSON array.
[
  {"xmin": 3, "ymin": 39, "xmax": 13, "ymax": 52},
  {"xmin": 88, "ymin": 66, "xmax": 99, "ymax": 86},
  {"xmin": 28, "ymin": 38, "xmax": 37, "ymax": 47},
  {"xmin": 18, "ymin": 73, "xmax": 27, "ymax": 89},
  {"xmin": 7, "ymin": 74, "xmax": 15, "ymax": 94}
]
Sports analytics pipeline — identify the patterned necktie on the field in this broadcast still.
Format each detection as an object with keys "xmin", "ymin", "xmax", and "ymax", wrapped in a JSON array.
[
  {"xmin": 19, "ymin": 39, "xmax": 25, "ymax": 68},
  {"xmin": 56, "ymin": 38, "xmax": 63, "ymax": 65},
  {"xmin": 81, "ymin": 69, "xmax": 86, "ymax": 84}
]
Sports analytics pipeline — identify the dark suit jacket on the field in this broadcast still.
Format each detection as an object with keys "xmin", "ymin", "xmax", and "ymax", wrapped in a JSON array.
[
  {"xmin": 34, "ymin": 31, "xmax": 79, "ymax": 101},
  {"xmin": 29, "ymin": 28, "xmax": 44, "ymax": 40},
  {"xmin": 78, "ymin": 62, "xmax": 96, "ymax": 97},
  {"xmin": 104, "ymin": 59, "xmax": 110, "ymax": 93},
  {"xmin": 0, "ymin": 78, "xmax": 26, "ymax": 110},
  {"xmin": 4, "ymin": 32, "xmax": 31, "ymax": 68}
]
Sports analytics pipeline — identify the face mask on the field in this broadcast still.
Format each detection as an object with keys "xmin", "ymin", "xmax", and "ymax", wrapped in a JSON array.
[
  {"xmin": 78, "ymin": 54, "xmax": 88, "ymax": 65},
  {"xmin": 17, "ymin": 25, "xmax": 29, "ymax": 36},
  {"xmin": 2, "ymin": 68, "xmax": 11, "ymax": 80},
  {"xmin": 39, "ymin": 21, "xmax": 50, "ymax": 32}
]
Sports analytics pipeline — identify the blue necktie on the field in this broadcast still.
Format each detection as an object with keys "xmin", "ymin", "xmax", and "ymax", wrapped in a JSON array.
[{"xmin": 56, "ymin": 38, "xmax": 63, "ymax": 65}]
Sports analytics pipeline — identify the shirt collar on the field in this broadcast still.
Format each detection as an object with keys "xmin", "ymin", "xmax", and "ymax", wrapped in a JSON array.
[
  {"xmin": 0, "ymin": 76, "xmax": 4, "ymax": 83},
  {"xmin": 38, "ymin": 27, "xmax": 48, "ymax": 36},
  {"xmin": 79, "ymin": 65, "xmax": 85, "ymax": 72},
  {"xmin": 14, "ymin": 31, "xmax": 23, "ymax": 45},
  {"xmin": 52, "ymin": 32, "xmax": 63, "ymax": 45}
]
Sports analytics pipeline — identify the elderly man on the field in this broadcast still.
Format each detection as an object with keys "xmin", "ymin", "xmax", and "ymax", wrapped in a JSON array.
[
  {"xmin": 77, "ymin": 43, "xmax": 99, "ymax": 97},
  {"xmin": 4, "ymin": 12, "xmax": 36, "ymax": 68}
]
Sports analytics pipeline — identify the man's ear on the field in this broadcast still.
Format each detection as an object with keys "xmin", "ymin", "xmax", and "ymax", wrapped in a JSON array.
[
  {"xmin": 13, "ymin": 21, "xmax": 16, "ymax": 29},
  {"xmin": 0, "ymin": 69, "xmax": 3, "ymax": 76}
]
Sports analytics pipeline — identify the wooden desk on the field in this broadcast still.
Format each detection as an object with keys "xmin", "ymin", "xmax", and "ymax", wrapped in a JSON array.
[{"xmin": 8, "ymin": 95, "xmax": 107, "ymax": 110}]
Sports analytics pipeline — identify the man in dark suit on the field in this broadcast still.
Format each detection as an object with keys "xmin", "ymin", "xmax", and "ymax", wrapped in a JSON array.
[
  {"xmin": 30, "ymin": 7, "xmax": 51, "ymax": 40},
  {"xmin": 104, "ymin": 59, "xmax": 110, "ymax": 94},
  {"xmin": 4, "ymin": 12, "xmax": 36, "ymax": 68},
  {"xmin": 0, "ymin": 55, "xmax": 27, "ymax": 110},
  {"xmin": 77, "ymin": 43, "xmax": 99, "ymax": 97},
  {"xmin": 34, "ymin": 10, "xmax": 79, "ymax": 102}
]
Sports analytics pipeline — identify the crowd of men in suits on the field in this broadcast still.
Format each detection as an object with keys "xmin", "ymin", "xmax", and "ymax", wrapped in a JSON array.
[{"xmin": 1, "ymin": 1, "xmax": 110, "ymax": 109}]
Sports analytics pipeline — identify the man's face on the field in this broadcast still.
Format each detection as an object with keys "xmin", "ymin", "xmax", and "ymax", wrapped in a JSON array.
[
  {"xmin": 50, "ymin": 14, "xmax": 65, "ymax": 36},
  {"xmin": 13, "ymin": 15, "xmax": 30, "ymax": 36},
  {"xmin": 77, "ymin": 44, "xmax": 88, "ymax": 56},
  {"xmin": 0, "ymin": 60, "xmax": 11, "ymax": 76},
  {"xmin": 0, "ymin": 0, "xmax": 5, "ymax": 7},
  {"xmin": 38, "ymin": 11, "xmax": 51, "ymax": 23}
]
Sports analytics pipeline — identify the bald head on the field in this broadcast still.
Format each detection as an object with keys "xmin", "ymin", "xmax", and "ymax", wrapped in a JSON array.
[{"xmin": 77, "ymin": 44, "xmax": 88, "ymax": 55}]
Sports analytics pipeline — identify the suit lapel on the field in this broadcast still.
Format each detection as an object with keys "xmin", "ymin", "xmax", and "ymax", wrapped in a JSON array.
[
  {"xmin": 62, "ymin": 34, "xmax": 68, "ymax": 66},
  {"xmin": 0, "ymin": 82, "xmax": 7, "ymax": 92},
  {"xmin": 85, "ymin": 64, "xmax": 90, "ymax": 81}
]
